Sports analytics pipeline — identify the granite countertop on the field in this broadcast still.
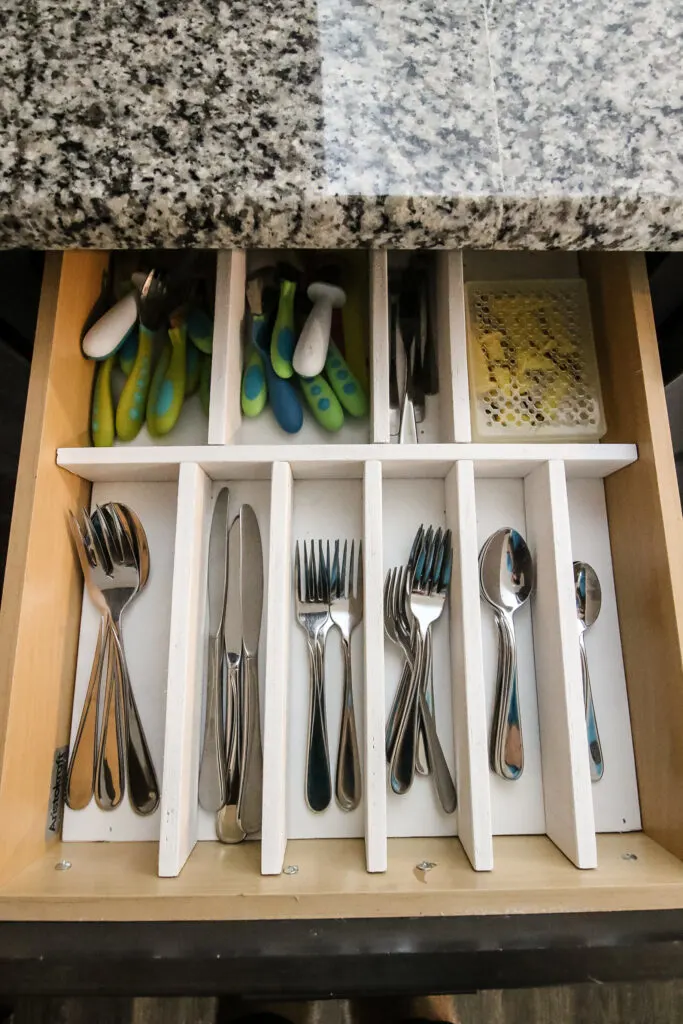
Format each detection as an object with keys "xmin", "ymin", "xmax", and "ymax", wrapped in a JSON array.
[{"xmin": 2, "ymin": 0, "xmax": 682, "ymax": 249}]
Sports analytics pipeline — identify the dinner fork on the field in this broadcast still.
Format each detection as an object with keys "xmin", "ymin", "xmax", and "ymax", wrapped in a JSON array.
[
  {"xmin": 89, "ymin": 506, "xmax": 160, "ymax": 815},
  {"xmin": 389, "ymin": 529, "xmax": 456, "ymax": 812},
  {"xmin": 295, "ymin": 541, "xmax": 332, "ymax": 812},
  {"xmin": 329, "ymin": 540, "xmax": 363, "ymax": 811}
]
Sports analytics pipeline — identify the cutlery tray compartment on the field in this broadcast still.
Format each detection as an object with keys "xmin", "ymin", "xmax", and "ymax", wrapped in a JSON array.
[{"xmin": 2, "ymin": 250, "xmax": 683, "ymax": 921}]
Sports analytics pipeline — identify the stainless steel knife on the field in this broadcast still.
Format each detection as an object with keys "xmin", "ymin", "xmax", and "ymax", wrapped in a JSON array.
[
  {"xmin": 223, "ymin": 515, "xmax": 243, "ymax": 812},
  {"xmin": 237, "ymin": 504, "xmax": 264, "ymax": 836},
  {"xmin": 198, "ymin": 487, "xmax": 230, "ymax": 812}
]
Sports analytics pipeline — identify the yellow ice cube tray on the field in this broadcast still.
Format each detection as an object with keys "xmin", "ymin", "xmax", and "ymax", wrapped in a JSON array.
[{"xmin": 465, "ymin": 278, "xmax": 606, "ymax": 442}]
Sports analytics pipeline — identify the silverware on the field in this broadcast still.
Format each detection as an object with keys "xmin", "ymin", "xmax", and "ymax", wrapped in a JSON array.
[
  {"xmin": 66, "ymin": 512, "xmax": 119, "ymax": 811},
  {"xmin": 387, "ymin": 527, "xmax": 456, "ymax": 813},
  {"xmin": 237, "ymin": 504, "xmax": 264, "ymax": 835},
  {"xmin": 389, "ymin": 295, "xmax": 400, "ymax": 438},
  {"xmin": 93, "ymin": 505, "xmax": 160, "ymax": 815},
  {"xmin": 295, "ymin": 540, "xmax": 332, "ymax": 813},
  {"xmin": 329, "ymin": 540, "xmax": 363, "ymax": 811},
  {"xmin": 217, "ymin": 516, "xmax": 246, "ymax": 843},
  {"xmin": 574, "ymin": 561, "xmax": 604, "ymax": 783},
  {"xmin": 479, "ymin": 528, "xmax": 534, "ymax": 781},
  {"xmin": 198, "ymin": 487, "xmax": 230, "ymax": 812}
]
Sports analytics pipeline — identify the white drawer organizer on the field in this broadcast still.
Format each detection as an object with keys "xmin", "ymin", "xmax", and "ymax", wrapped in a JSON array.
[{"xmin": 57, "ymin": 250, "xmax": 641, "ymax": 881}]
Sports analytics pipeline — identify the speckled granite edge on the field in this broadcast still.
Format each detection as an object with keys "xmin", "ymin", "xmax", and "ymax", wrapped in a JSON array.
[{"xmin": 3, "ymin": 192, "xmax": 683, "ymax": 250}]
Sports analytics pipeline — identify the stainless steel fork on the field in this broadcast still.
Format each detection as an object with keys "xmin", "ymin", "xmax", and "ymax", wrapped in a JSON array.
[
  {"xmin": 329, "ymin": 540, "xmax": 363, "ymax": 811},
  {"xmin": 294, "ymin": 540, "xmax": 332, "ymax": 812},
  {"xmin": 389, "ymin": 528, "xmax": 457, "ymax": 813},
  {"xmin": 90, "ymin": 506, "xmax": 160, "ymax": 815}
]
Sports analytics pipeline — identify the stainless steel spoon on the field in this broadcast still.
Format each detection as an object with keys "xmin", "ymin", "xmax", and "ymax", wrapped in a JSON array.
[
  {"xmin": 480, "ymin": 528, "xmax": 534, "ymax": 781},
  {"xmin": 573, "ymin": 561, "xmax": 604, "ymax": 783}
]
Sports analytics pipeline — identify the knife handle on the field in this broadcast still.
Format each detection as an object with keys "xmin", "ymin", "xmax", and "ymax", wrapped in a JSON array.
[
  {"xmin": 237, "ymin": 652, "xmax": 263, "ymax": 835},
  {"xmin": 198, "ymin": 634, "xmax": 228, "ymax": 812}
]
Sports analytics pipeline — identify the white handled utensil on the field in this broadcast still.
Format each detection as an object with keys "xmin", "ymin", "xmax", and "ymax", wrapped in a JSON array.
[{"xmin": 292, "ymin": 282, "xmax": 346, "ymax": 378}]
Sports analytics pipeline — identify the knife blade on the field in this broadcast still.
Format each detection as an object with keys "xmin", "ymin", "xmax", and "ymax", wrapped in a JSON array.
[
  {"xmin": 238, "ymin": 504, "xmax": 264, "ymax": 835},
  {"xmin": 198, "ymin": 487, "xmax": 230, "ymax": 812},
  {"xmin": 223, "ymin": 515, "xmax": 243, "ymax": 810},
  {"xmin": 224, "ymin": 515, "xmax": 243, "ymax": 659},
  {"xmin": 240, "ymin": 504, "xmax": 263, "ymax": 657}
]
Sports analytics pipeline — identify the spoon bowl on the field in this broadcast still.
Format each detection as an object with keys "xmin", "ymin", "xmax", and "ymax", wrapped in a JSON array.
[{"xmin": 573, "ymin": 561, "xmax": 604, "ymax": 782}]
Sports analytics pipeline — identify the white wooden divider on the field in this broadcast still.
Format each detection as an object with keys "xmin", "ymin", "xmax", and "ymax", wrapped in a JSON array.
[
  {"xmin": 437, "ymin": 251, "xmax": 471, "ymax": 444},
  {"xmin": 524, "ymin": 460, "xmax": 597, "ymax": 869},
  {"xmin": 363, "ymin": 460, "xmax": 387, "ymax": 872},
  {"xmin": 370, "ymin": 252, "xmax": 390, "ymax": 445},
  {"xmin": 209, "ymin": 250, "xmax": 245, "ymax": 445},
  {"xmin": 158, "ymin": 462, "xmax": 212, "ymax": 877},
  {"xmin": 261, "ymin": 461, "xmax": 294, "ymax": 875},
  {"xmin": 444, "ymin": 460, "xmax": 493, "ymax": 870}
]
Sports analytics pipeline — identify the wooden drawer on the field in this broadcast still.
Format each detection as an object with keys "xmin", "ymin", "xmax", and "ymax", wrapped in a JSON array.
[{"xmin": 0, "ymin": 250, "xmax": 682, "ymax": 921}]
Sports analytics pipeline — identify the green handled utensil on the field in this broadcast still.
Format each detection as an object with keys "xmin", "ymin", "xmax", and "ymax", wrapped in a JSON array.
[
  {"xmin": 271, "ymin": 278, "xmax": 297, "ymax": 379},
  {"xmin": 299, "ymin": 375, "xmax": 344, "ymax": 432},
  {"xmin": 91, "ymin": 355, "xmax": 116, "ymax": 447},
  {"xmin": 325, "ymin": 341, "xmax": 368, "ymax": 417},
  {"xmin": 187, "ymin": 308, "xmax": 213, "ymax": 354},
  {"xmin": 116, "ymin": 322, "xmax": 155, "ymax": 441},
  {"xmin": 118, "ymin": 326, "xmax": 138, "ymax": 376},
  {"xmin": 200, "ymin": 353, "xmax": 211, "ymax": 416},
  {"xmin": 241, "ymin": 323, "xmax": 267, "ymax": 417},
  {"xmin": 186, "ymin": 341, "xmax": 201, "ymax": 396},
  {"xmin": 146, "ymin": 313, "xmax": 187, "ymax": 437}
]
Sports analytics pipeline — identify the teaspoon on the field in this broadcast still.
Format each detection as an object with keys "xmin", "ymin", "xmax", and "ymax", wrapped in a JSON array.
[
  {"xmin": 573, "ymin": 561, "xmax": 604, "ymax": 783},
  {"xmin": 480, "ymin": 528, "xmax": 534, "ymax": 781}
]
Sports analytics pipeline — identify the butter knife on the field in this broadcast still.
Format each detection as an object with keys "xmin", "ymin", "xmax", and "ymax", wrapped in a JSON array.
[
  {"xmin": 237, "ymin": 504, "xmax": 264, "ymax": 836},
  {"xmin": 198, "ymin": 487, "xmax": 230, "ymax": 812},
  {"xmin": 223, "ymin": 516, "xmax": 243, "ymax": 809}
]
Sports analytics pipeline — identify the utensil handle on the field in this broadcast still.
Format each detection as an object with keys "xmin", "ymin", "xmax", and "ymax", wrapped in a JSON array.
[
  {"xmin": 146, "ymin": 323, "xmax": 187, "ymax": 436},
  {"xmin": 335, "ymin": 636, "xmax": 361, "ymax": 811},
  {"xmin": 390, "ymin": 628, "xmax": 424, "ymax": 794},
  {"xmin": 417, "ymin": 631, "xmax": 456, "ymax": 813},
  {"xmin": 225, "ymin": 659, "xmax": 240, "ymax": 804},
  {"xmin": 299, "ymin": 375, "xmax": 345, "ymax": 432},
  {"xmin": 237, "ymin": 653, "xmax": 264, "ymax": 834},
  {"xmin": 66, "ymin": 617, "xmax": 106, "ymax": 810},
  {"xmin": 293, "ymin": 298, "xmax": 332, "ymax": 377},
  {"xmin": 241, "ymin": 323, "xmax": 267, "ymax": 418},
  {"xmin": 95, "ymin": 624, "xmax": 125, "ymax": 810},
  {"xmin": 111, "ymin": 623, "xmax": 160, "ymax": 815},
  {"xmin": 415, "ymin": 630, "xmax": 433, "ymax": 776},
  {"xmin": 91, "ymin": 356, "xmax": 116, "ymax": 447},
  {"xmin": 580, "ymin": 635, "xmax": 604, "ymax": 782},
  {"xmin": 270, "ymin": 280, "xmax": 297, "ymax": 379},
  {"xmin": 116, "ymin": 324, "xmax": 154, "ymax": 442},
  {"xmin": 325, "ymin": 342, "xmax": 368, "ymax": 418},
  {"xmin": 305, "ymin": 641, "xmax": 331, "ymax": 812},
  {"xmin": 198, "ymin": 634, "xmax": 228, "ymax": 812},
  {"xmin": 496, "ymin": 613, "xmax": 524, "ymax": 781},
  {"xmin": 385, "ymin": 657, "xmax": 412, "ymax": 764}
]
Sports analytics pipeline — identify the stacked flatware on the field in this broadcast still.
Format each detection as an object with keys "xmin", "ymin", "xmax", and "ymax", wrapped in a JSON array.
[
  {"xmin": 479, "ymin": 528, "xmax": 534, "ymax": 781},
  {"xmin": 389, "ymin": 262, "xmax": 439, "ymax": 443},
  {"xmin": 198, "ymin": 489, "xmax": 264, "ymax": 843},
  {"xmin": 384, "ymin": 525, "xmax": 456, "ymax": 814},
  {"xmin": 295, "ymin": 538, "xmax": 363, "ymax": 813},
  {"xmin": 66, "ymin": 503, "xmax": 159, "ymax": 815}
]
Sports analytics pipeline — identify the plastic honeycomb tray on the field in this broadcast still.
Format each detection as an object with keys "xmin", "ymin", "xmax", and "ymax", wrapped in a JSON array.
[{"xmin": 465, "ymin": 278, "xmax": 606, "ymax": 442}]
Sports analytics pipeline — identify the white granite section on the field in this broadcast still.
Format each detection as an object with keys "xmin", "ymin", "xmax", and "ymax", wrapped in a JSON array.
[{"xmin": 487, "ymin": 0, "xmax": 683, "ymax": 246}]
